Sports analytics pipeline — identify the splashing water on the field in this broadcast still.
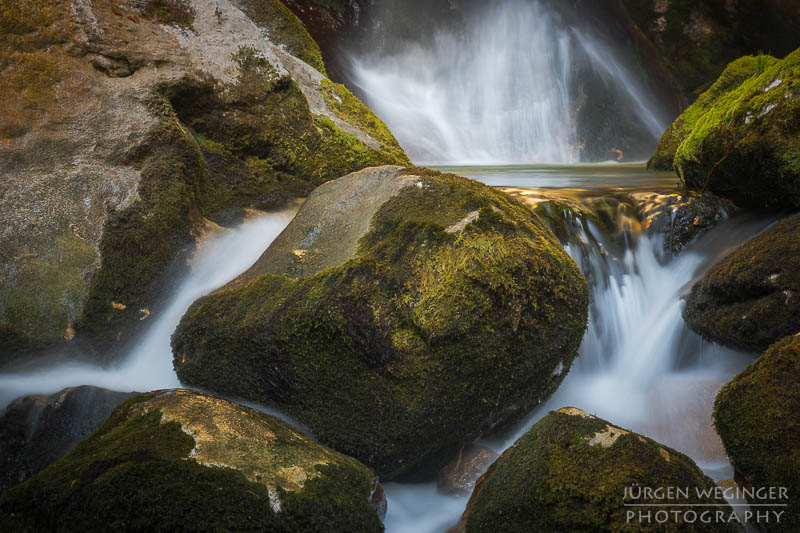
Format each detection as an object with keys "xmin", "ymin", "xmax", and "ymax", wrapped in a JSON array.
[
  {"xmin": 382, "ymin": 187, "xmax": 776, "ymax": 532},
  {"xmin": 0, "ymin": 209, "xmax": 297, "ymax": 409},
  {"xmin": 348, "ymin": 0, "xmax": 668, "ymax": 165}
]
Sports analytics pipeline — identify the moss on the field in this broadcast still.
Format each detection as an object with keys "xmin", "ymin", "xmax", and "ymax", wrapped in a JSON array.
[
  {"xmin": 320, "ymin": 78, "xmax": 410, "ymax": 165},
  {"xmin": 0, "ymin": 390, "xmax": 383, "ymax": 532},
  {"xmin": 74, "ymin": 46, "xmax": 404, "ymax": 356},
  {"xmin": 674, "ymin": 49, "xmax": 800, "ymax": 209},
  {"xmin": 173, "ymin": 168, "xmax": 589, "ymax": 480},
  {"xmin": 463, "ymin": 409, "xmax": 738, "ymax": 533},
  {"xmin": 649, "ymin": 54, "xmax": 778, "ymax": 170},
  {"xmin": 683, "ymin": 212, "xmax": 800, "ymax": 352},
  {"xmin": 714, "ymin": 334, "xmax": 800, "ymax": 532},
  {"xmin": 234, "ymin": 0, "xmax": 328, "ymax": 75},
  {"xmin": 0, "ymin": 233, "xmax": 98, "ymax": 357}
]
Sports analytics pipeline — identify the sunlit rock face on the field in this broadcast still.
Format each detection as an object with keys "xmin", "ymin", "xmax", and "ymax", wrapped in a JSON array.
[
  {"xmin": 455, "ymin": 408, "xmax": 738, "ymax": 533},
  {"xmin": 173, "ymin": 165, "xmax": 589, "ymax": 480},
  {"xmin": 0, "ymin": 389, "xmax": 385, "ymax": 531},
  {"xmin": 0, "ymin": 0, "xmax": 407, "ymax": 365}
]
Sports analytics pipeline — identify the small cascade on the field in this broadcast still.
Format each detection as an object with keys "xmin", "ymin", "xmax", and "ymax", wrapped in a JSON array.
[{"xmin": 0, "ymin": 210, "xmax": 297, "ymax": 409}]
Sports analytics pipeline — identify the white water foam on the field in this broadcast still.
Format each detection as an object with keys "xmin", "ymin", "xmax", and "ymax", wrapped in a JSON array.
[{"xmin": 0, "ymin": 209, "xmax": 297, "ymax": 408}]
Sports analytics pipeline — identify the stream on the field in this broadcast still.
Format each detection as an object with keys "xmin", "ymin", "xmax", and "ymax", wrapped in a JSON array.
[{"xmin": 0, "ymin": 165, "xmax": 776, "ymax": 532}]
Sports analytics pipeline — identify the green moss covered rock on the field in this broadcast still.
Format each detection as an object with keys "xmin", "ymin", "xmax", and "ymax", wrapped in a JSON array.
[
  {"xmin": 673, "ymin": 49, "xmax": 800, "ymax": 210},
  {"xmin": 684, "ymin": 213, "xmax": 800, "ymax": 353},
  {"xmin": 649, "ymin": 54, "xmax": 779, "ymax": 171},
  {"xmin": 0, "ymin": 0, "xmax": 407, "ymax": 364},
  {"xmin": 173, "ymin": 166, "xmax": 589, "ymax": 480},
  {"xmin": 0, "ymin": 389, "xmax": 384, "ymax": 532},
  {"xmin": 458, "ymin": 408, "xmax": 738, "ymax": 533},
  {"xmin": 714, "ymin": 334, "xmax": 800, "ymax": 532}
]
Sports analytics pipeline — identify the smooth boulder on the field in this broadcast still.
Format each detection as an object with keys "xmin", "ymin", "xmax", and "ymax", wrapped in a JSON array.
[
  {"xmin": 0, "ymin": 389, "xmax": 384, "ymax": 532},
  {"xmin": 0, "ymin": 386, "xmax": 135, "ymax": 493},
  {"xmin": 457, "ymin": 408, "xmax": 738, "ymax": 532},
  {"xmin": 173, "ymin": 166, "xmax": 589, "ymax": 480},
  {"xmin": 684, "ymin": 213, "xmax": 800, "ymax": 353},
  {"xmin": 714, "ymin": 334, "xmax": 800, "ymax": 532}
]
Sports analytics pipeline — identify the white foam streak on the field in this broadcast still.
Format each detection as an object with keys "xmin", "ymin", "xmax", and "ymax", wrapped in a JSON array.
[{"xmin": 0, "ymin": 210, "xmax": 296, "ymax": 408}]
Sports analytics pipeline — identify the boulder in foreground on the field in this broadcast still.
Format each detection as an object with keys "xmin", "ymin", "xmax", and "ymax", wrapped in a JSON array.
[
  {"xmin": 0, "ymin": 389, "xmax": 384, "ymax": 532},
  {"xmin": 457, "ymin": 407, "xmax": 738, "ymax": 532},
  {"xmin": 173, "ymin": 166, "xmax": 589, "ymax": 480}
]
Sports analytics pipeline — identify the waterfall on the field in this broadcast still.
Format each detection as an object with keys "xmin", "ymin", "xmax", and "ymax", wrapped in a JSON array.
[
  {"xmin": 381, "ymin": 194, "xmax": 776, "ymax": 533},
  {"xmin": 346, "ymin": 0, "xmax": 670, "ymax": 165},
  {"xmin": 0, "ymin": 209, "xmax": 297, "ymax": 409}
]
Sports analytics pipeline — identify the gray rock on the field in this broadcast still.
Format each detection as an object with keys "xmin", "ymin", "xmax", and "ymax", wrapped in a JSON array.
[{"xmin": 0, "ymin": 386, "xmax": 135, "ymax": 493}]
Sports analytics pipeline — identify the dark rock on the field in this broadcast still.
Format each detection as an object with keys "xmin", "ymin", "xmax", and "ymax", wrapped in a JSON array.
[
  {"xmin": 633, "ymin": 191, "xmax": 736, "ymax": 256},
  {"xmin": 714, "ymin": 334, "xmax": 800, "ymax": 533},
  {"xmin": 173, "ymin": 166, "xmax": 589, "ymax": 480},
  {"xmin": 0, "ymin": 386, "xmax": 135, "ymax": 493},
  {"xmin": 456, "ymin": 407, "xmax": 738, "ymax": 533},
  {"xmin": 437, "ymin": 445, "xmax": 498, "ymax": 497},
  {"xmin": 684, "ymin": 213, "xmax": 800, "ymax": 353},
  {"xmin": 0, "ymin": 389, "xmax": 384, "ymax": 532}
]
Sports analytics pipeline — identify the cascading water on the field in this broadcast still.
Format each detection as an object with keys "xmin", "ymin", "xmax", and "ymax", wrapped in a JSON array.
[
  {"xmin": 0, "ymin": 209, "xmax": 297, "ymax": 409},
  {"xmin": 346, "ymin": 0, "xmax": 670, "ymax": 165},
  {"xmin": 380, "ymin": 176, "xmax": 777, "ymax": 532}
]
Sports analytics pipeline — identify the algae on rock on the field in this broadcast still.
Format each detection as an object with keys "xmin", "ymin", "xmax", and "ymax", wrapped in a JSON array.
[
  {"xmin": 0, "ymin": 0, "xmax": 408, "ymax": 364},
  {"xmin": 684, "ymin": 212, "xmax": 800, "ymax": 353},
  {"xmin": 714, "ymin": 334, "xmax": 800, "ymax": 533},
  {"xmin": 0, "ymin": 389, "xmax": 384, "ymax": 532},
  {"xmin": 458, "ymin": 408, "xmax": 738, "ymax": 533},
  {"xmin": 673, "ymin": 49, "xmax": 800, "ymax": 210},
  {"xmin": 172, "ymin": 166, "xmax": 589, "ymax": 480}
]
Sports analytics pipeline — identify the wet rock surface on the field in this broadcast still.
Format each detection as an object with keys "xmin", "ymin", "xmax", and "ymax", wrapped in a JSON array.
[
  {"xmin": 0, "ymin": 389, "xmax": 384, "ymax": 532},
  {"xmin": 437, "ymin": 445, "xmax": 498, "ymax": 497},
  {"xmin": 0, "ymin": 386, "xmax": 135, "ymax": 493},
  {"xmin": 173, "ymin": 166, "xmax": 589, "ymax": 480}
]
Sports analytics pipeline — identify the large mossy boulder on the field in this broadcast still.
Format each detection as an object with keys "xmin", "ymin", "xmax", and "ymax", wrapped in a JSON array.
[
  {"xmin": 173, "ymin": 166, "xmax": 589, "ymax": 480},
  {"xmin": 684, "ymin": 213, "xmax": 800, "ymax": 353},
  {"xmin": 648, "ymin": 54, "xmax": 779, "ymax": 171},
  {"xmin": 0, "ymin": 389, "xmax": 384, "ymax": 532},
  {"xmin": 457, "ymin": 408, "xmax": 738, "ymax": 533},
  {"xmin": 714, "ymin": 334, "xmax": 800, "ymax": 532},
  {"xmin": 672, "ymin": 49, "xmax": 800, "ymax": 210},
  {"xmin": 0, "ymin": 0, "xmax": 407, "ymax": 365},
  {"xmin": 0, "ymin": 386, "xmax": 134, "ymax": 493}
]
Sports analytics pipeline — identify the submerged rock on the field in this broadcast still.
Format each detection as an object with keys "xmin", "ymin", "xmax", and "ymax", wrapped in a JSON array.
[
  {"xmin": 0, "ymin": 0, "xmax": 407, "ymax": 365},
  {"xmin": 456, "ymin": 408, "xmax": 738, "ymax": 533},
  {"xmin": 173, "ymin": 166, "xmax": 589, "ymax": 480},
  {"xmin": 714, "ymin": 334, "xmax": 800, "ymax": 533},
  {"xmin": 673, "ymin": 49, "xmax": 800, "ymax": 210},
  {"xmin": 632, "ymin": 191, "xmax": 735, "ymax": 255},
  {"xmin": 0, "ymin": 386, "xmax": 135, "ymax": 493},
  {"xmin": 0, "ymin": 389, "xmax": 384, "ymax": 532},
  {"xmin": 684, "ymin": 213, "xmax": 800, "ymax": 353},
  {"xmin": 437, "ymin": 445, "xmax": 498, "ymax": 497}
]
